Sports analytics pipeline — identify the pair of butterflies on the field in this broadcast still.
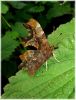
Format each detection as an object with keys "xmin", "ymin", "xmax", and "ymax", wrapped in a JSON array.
[{"xmin": 18, "ymin": 19, "xmax": 54, "ymax": 75}]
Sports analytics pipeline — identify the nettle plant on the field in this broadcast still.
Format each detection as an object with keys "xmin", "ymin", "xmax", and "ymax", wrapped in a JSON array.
[{"xmin": 1, "ymin": 1, "xmax": 75, "ymax": 99}]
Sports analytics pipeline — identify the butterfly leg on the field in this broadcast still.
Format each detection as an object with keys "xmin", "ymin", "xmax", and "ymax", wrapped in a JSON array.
[
  {"xmin": 53, "ymin": 52, "xmax": 60, "ymax": 62},
  {"xmin": 45, "ymin": 61, "xmax": 48, "ymax": 71}
]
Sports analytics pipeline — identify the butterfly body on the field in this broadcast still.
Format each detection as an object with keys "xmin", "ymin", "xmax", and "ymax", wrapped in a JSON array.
[{"xmin": 19, "ymin": 19, "xmax": 54, "ymax": 75}]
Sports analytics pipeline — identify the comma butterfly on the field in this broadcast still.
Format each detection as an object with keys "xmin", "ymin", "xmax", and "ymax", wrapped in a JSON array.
[{"xmin": 18, "ymin": 18, "xmax": 54, "ymax": 75}]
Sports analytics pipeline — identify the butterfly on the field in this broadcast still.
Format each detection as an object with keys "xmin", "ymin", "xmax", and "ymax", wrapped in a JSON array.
[{"xmin": 18, "ymin": 18, "xmax": 54, "ymax": 75}]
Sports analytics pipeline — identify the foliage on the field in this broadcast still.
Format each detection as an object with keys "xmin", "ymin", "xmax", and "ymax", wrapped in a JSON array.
[
  {"xmin": 2, "ymin": 31, "xmax": 20, "ymax": 60},
  {"xmin": 8, "ymin": 1, "xmax": 26, "ymax": 9},
  {"xmin": 1, "ymin": 1, "xmax": 75, "ymax": 99},
  {"xmin": 1, "ymin": 2, "xmax": 9, "ymax": 14},
  {"xmin": 12, "ymin": 22, "xmax": 29, "ymax": 37},
  {"xmin": 48, "ymin": 18, "xmax": 74, "ymax": 47},
  {"xmin": 46, "ymin": 2, "xmax": 74, "ymax": 20},
  {"xmin": 28, "ymin": 6, "xmax": 45, "ymax": 13},
  {"xmin": 2, "ymin": 18, "xmax": 74, "ymax": 99}
]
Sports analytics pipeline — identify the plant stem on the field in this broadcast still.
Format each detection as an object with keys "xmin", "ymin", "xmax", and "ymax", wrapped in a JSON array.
[{"xmin": 2, "ymin": 15, "xmax": 11, "ymax": 28}]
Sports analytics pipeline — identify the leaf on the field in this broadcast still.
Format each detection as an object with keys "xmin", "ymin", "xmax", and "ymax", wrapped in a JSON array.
[
  {"xmin": 1, "ymin": 2, "xmax": 9, "ymax": 14},
  {"xmin": 68, "ymin": 89, "xmax": 75, "ymax": 98},
  {"xmin": 46, "ymin": 2, "xmax": 73, "ymax": 20},
  {"xmin": 48, "ymin": 18, "xmax": 74, "ymax": 47},
  {"xmin": 8, "ymin": 1, "xmax": 26, "ymax": 9},
  {"xmin": 2, "ymin": 18, "xmax": 74, "ymax": 98},
  {"xmin": 12, "ymin": 22, "xmax": 29, "ymax": 38},
  {"xmin": 2, "ymin": 31, "xmax": 20, "ymax": 60},
  {"xmin": 28, "ymin": 6, "xmax": 45, "ymax": 13}
]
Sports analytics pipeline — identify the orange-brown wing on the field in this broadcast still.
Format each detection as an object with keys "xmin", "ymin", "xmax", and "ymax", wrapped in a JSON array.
[{"xmin": 19, "ymin": 18, "xmax": 54, "ymax": 75}]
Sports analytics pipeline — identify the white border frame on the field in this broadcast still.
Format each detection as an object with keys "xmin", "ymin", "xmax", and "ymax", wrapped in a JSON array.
[{"xmin": 0, "ymin": 0, "xmax": 75, "ymax": 100}]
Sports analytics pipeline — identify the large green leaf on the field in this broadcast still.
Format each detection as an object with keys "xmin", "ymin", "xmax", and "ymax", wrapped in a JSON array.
[
  {"xmin": 48, "ymin": 18, "xmax": 74, "ymax": 47},
  {"xmin": 28, "ymin": 6, "xmax": 45, "ymax": 13},
  {"xmin": 2, "ymin": 31, "xmax": 20, "ymax": 60},
  {"xmin": 12, "ymin": 22, "xmax": 29, "ymax": 38},
  {"xmin": 46, "ymin": 2, "xmax": 73, "ymax": 20},
  {"xmin": 8, "ymin": 1, "xmax": 26, "ymax": 9},
  {"xmin": 2, "ymin": 18, "xmax": 74, "ymax": 99},
  {"xmin": 1, "ymin": 2, "xmax": 9, "ymax": 14}
]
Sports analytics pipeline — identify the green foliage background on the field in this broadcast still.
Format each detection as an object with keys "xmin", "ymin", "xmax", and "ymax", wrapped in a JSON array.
[{"xmin": 1, "ymin": 1, "xmax": 75, "ymax": 99}]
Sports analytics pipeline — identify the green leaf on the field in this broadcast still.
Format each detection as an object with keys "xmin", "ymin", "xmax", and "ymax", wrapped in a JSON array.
[
  {"xmin": 46, "ymin": 2, "xmax": 73, "ymax": 20},
  {"xmin": 12, "ymin": 22, "xmax": 29, "ymax": 38},
  {"xmin": 1, "ymin": 2, "xmax": 9, "ymax": 14},
  {"xmin": 68, "ymin": 89, "xmax": 75, "ymax": 98},
  {"xmin": 2, "ymin": 18, "xmax": 74, "ymax": 98},
  {"xmin": 8, "ymin": 1, "xmax": 26, "ymax": 9},
  {"xmin": 28, "ymin": 6, "xmax": 45, "ymax": 13},
  {"xmin": 2, "ymin": 31, "xmax": 20, "ymax": 60},
  {"xmin": 48, "ymin": 18, "xmax": 75, "ymax": 47}
]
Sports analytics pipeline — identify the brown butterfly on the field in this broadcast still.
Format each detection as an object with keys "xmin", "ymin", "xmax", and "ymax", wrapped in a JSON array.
[{"xmin": 18, "ymin": 18, "xmax": 54, "ymax": 75}]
